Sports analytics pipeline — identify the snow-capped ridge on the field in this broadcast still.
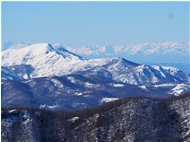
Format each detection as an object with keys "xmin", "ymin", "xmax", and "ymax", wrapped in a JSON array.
[
  {"xmin": 162, "ymin": 66, "xmax": 180, "ymax": 73},
  {"xmin": 2, "ymin": 43, "xmax": 85, "ymax": 64},
  {"xmin": 2, "ymin": 43, "xmax": 190, "ymax": 86}
]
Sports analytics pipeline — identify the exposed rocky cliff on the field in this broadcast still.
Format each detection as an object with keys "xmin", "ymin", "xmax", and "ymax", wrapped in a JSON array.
[{"xmin": 2, "ymin": 94, "xmax": 190, "ymax": 142}]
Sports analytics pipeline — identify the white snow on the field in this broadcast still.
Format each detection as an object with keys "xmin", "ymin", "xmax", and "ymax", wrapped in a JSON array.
[
  {"xmin": 2, "ymin": 43, "xmax": 190, "ymax": 86},
  {"xmin": 75, "ymin": 92, "xmax": 83, "ymax": 96},
  {"xmin": 8, "ymin": 109, "xmax": 16, "ymax": 113},
  {"xmin": 40, "ymin": 104, "xmax": 60, "ymax": 109},
  {"xmin": 153, "ymin": 83, "xmax": 175, "ymax": 87},
  {"xmin": 139, "ymin": 85, "xmax": 147, "ymax": 90},
  {"xmin": 169, "ymin": 83, "xmax": 190, "ymax": 96},
  {"xmin": 23, "ymin": 74, "xmax": 28, "ymax": 79},
  {"xmin": 94, "ymin": 114, "xmax": 99, "ymax": 118},
  {"xmin": 68, "ymin": 117, "xmax": 79, "ymax": 123},
  {"xmin": 84, "ymin": 82, "xmax": 94, "ymax": 88},
  {"xmin": 112, "ymin": 83, "xmax": 124, "ymax": 87},
  {"xmin": 162, "ymin": 66, "xmax": 180, "ymax": 75},
  {"xmin": 50, "ymin": 78, "xmax": 64, "ymax": 88},
  {"xmin": 2, "ymin": 43, "xmax": 84, "ymax": 78},
  {"xmin": 151, "ymin": 65, "xmax": 166, "ymax": 78},
  {"xmin": 67, "ymin": 76, "xmax": 76, "ymax": 83},
  {"xmin": 101, "ymin": 98, "xmax": 119, "ymax": 103}
]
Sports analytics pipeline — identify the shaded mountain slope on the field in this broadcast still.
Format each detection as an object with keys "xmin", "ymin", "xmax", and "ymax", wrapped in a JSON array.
[
  {"xmin": 2, "ymin": 73, "xmax": 190, "ymax": 110},
  {"xmin": 2, "ymin": 74, "xmax": 148, "ymax": 110}
]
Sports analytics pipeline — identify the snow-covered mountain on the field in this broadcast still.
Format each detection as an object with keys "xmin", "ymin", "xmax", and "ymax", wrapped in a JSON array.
[
  {"xmin": 2, "ymin": 43, "xmax": 190, "ymax": 86},
  {"xmin": 64, "ymin": 41, "xmax": 189, "ymax": 64},
  {"xmin": 148, "ymin": 62, "xmax": 190, "ymax": 74},
  {"xmin": 1, "ymin": 43, "xmax": 190, "ymax": 110},
  {"xmin": 2, "ymin": 43, "xmax": 85, "ymax": 77}
]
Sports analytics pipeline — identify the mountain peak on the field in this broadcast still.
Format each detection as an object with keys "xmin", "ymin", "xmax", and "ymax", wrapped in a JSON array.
[
  {"xmin": 2, "ymin": 43, "xmax": 190, "ymax": 86},
  {"xmin": 2, "ymin": 43, "xmax": 85, "ymax": 67},
  {"xmin": 6, "ymin": 43, "xmax": 55, "ymax": 56},
  {"xmin": 26, "ymin": 43, "xmax": 54, "ymax": 55}
]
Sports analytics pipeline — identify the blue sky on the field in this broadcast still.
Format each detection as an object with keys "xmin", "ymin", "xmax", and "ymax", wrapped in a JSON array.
[
  {"xmin": 1, "ymin": 2, "xmax": 189, "ymax": 64},
  {"xmin": 2, "ymin": 2, "xmax": 189, "ymax": 45}
]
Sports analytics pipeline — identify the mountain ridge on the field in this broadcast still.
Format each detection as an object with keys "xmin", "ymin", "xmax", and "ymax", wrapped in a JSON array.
[
  {"xmin": 2, "ymin": 93, "xmax": 190, "ymax": 142},
  {"xmin": 2, "ymin": 43, "xmax": 190, "ymax": 110},
  {"xmin": 2, "ymin": 43, "xmax": 190, "ymax": 86}
]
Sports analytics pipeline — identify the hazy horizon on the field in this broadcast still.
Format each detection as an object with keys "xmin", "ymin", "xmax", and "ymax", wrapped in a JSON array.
[{"xmin": 2, "ymin": 2, "xmax": 189, "ymax": 64}]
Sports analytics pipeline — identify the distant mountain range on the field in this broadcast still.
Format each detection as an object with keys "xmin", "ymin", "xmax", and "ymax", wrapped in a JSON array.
[
  {"xmin": 2, "ymin": 43, "xmax": 190, "ymax": 110},
  {"xmin": 2, "ymin": 41, "xmax": 189, "ymax": 69}
]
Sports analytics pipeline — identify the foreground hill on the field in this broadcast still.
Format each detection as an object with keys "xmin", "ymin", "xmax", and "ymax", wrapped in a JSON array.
[{"xmin": 2, "ymin": 94, "xmax": 190, "ymax": 142}]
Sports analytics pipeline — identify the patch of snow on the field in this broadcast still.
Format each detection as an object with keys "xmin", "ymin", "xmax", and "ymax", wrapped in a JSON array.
[
  {"xmin": 169, "ymin": 83, "xmax": 190, "ymax": 96},
  {"xmin": 112, "ymin": 83, "xmax": 124, "ymax": 87},
  {"xmin": 50, "ymin": 78, "xmax": 63, "ymax": 88},
  {"xmin": 8, "ymin": 109, "xmax": 16, "ymax": 113},
  {"xmin": 23, "ymin": 74, "xmax": 29, "ymax": 79},
  {"xmin": 160, "ymin": 72, "xmax": 166, "ymax": 78},
  {"xmin": 84, "ymin": 82, "xmax": 94, "ymax": 88},
  {"xmin": 94, "ymin": 114, "xmax": 99, "ymax": 118},
  {"xmin": 23, "ymin": 117, "xmax": 32, "ymax": 125},
  {"xmin": 153, "ymin": 83, "xmax": 175, "ymax": 87},
  {"xmin": 139, "ymin": 85, "xmax": 147, "ymax": 90},
  {"xmin": 162, "ymin": 66, "xmax": 180, "ymax": 75},
  {"xmin": 151, "ymin": 65, "xmax": 166, "ymax": 78},
  {"xmin": 40, "ymin": 104, "xmax": 60, "ymax": 109},
  {"xmin": 68, "ymin": 117, "xmax": 79, "ymax": 123},
  {"xmin": 101, "ymin": 98, "xmax": 119, "ymax": 103},
  {"xmin": 67, "ymin": 76, "xmax": 76, "ymax": 83},
  {"xmin": 75, "ymin": 92, "xmax": 83, "ymax": 96}
]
